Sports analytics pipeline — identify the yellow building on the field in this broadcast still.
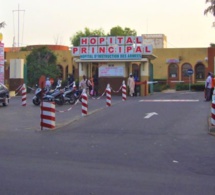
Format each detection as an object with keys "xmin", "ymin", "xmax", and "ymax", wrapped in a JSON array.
[
  {"xmin": 152, "ymin": 48, "xmax": 208, "ymax": 88},
  {"xmin": 4, "ymin": 44, "xmax": 213, "ymax": 94}
]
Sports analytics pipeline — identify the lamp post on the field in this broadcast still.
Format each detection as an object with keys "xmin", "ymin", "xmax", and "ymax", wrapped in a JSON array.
[{"xmin": 13, "ymin": 4, "xmax": 25, "ymax": 47}]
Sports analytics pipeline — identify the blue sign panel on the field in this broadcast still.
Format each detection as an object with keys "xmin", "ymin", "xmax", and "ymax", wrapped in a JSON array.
[
  {"xmin": 80, "ymin": 53, "xmax": 142, "ymax": 60},
  {"xmin": 187, "ymin": 69, "xmax": 194, "ymax": 75}
]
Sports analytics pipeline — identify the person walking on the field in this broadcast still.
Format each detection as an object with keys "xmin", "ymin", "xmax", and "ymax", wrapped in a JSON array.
[
  {"xmin": 127, "ymin": 73, "xmax": 135, "ymax": 97},
  {"xmin": 205, "ymin": 72, "xmax": 212, "ymax": 101},
  {"xmin": 79, "ymin": 75, "xmax": 92, "ymax": 95},
  {"xmin": 93, "ymin": 73, "xmax": 99, "ymax": 97}
]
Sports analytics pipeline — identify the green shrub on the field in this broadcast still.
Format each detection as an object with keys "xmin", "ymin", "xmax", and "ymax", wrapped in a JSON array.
[
  {"xmin": 175, "ymin": 83, "xmax": 205, "ymax": 91},
  {"xmin": 191, "ymin": 83, "xmax": 205, "ymax": 91},
  {"xmin": 175, "ymin": 83, "xmax": 189, "ymax": 91},
  {"xmin": 154, "ymin": 83, "xmax": 169, "ymax": 92}
]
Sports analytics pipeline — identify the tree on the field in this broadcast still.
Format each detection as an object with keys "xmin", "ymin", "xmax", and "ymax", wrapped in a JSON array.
[
  {"xmin": 108, "ymin": 26, "xmax": 137, "ymax": 36},
  {"xmin": 70, "ymin": 27, "xmax": 106, "ymax": 46},
  {"xmin": 0, "ymin": 21, "xmax": 6, "ymax": 29},
  {"xmin": 204, "ymin": 0, "xmax": 215, "ymax": 16},
  {"xmin": 26, "ymin": 47, "xmax": 60, "ymax": 86},
  {"xmin": 70, "ymin": 26, "xmax": 137, "ymax": 46}
]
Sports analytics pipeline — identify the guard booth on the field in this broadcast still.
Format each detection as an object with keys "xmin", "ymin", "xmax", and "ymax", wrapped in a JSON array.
[{"xmin": 72, "ymin": 36, "xmax": 156, "ymax": 96}]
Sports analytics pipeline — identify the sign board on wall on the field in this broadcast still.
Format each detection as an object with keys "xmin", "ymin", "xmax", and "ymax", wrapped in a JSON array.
[
  {"xmin": 71, "ymin": 36, "xmax": 153, "ymax": 57},
  {"xmin": 10, "ymin": 59, "xmax": 24, "ymax": 79},
  {"xmin": 0, "ymin": 42, "xmax": 4, "ymax": 83},
  {"xmin": 99, "ymin": 66, "xmax": 124, "ymax": 77}
]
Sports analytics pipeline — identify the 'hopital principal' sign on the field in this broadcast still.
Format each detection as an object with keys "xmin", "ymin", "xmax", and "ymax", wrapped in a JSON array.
[{"xmin": 71, "ymin": 36, "xmax": 153, "ymax": 59}]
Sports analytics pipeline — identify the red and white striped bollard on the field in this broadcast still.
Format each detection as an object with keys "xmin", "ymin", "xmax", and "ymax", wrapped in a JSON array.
[
  {"xmin": 211, "ymin": 100, "xmax": 215, "ymax": 126},
  {"xmin": 40, "ymin": 101, "xmax": 55, "ymax": 130},
  {"xmin": 106, "ymin": 84, "xmax": 111, "ymax": 107},
  {"xmin": 122, "ymin": 80, "xmax": 127, "ymax": 101},
  {"xmin": 22, "ymin": 84, "xmax": 27, "ymax": 106},
  {"xmin": 82, "ymin": 89, "xmax": 88, "ymax": 116}
]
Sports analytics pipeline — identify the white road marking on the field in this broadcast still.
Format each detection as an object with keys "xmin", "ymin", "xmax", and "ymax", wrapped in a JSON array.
[
  {"xmin": 139, "ymin": 99, "xmax": 199, "ymax": 102},
  {"xmin": 144, "ymin": 112, "xmax": 158, "ymax": 119}
]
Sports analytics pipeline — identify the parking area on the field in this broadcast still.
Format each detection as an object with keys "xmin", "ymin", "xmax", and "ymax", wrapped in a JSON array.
[{"xmin": 0, "ymin": 93, "xmax": 124, "ymax": 132}]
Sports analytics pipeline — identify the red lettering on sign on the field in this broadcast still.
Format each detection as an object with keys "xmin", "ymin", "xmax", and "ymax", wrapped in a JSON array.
[
  {"xmin": 81, "ymin": 38, "xmax": 88, "ymax": 45},
  {"xmin": 89, "ymin": 46, "xmax": 97, "ymax": 54},
  {"xmin": 108, "ymin": 46, "xmax": 114, "ymax": 53},
  {"xmin": 126, "ymin": 37, "xmax": 133, "ymax": 44},
  {"xmin": 136, "ymin": 36, "xmax": 142, "ymax": 44},
  {"xmin": 117, "ymin": 36, "xmax": 124, "ymax": 44},
  {"xmin": 126, "ymin": 46, "xmax": 133, "ymax": 53},
  {"xmin": 145, "ymin": 46, "xmax": 151, "ymax": 53},
  {"xmin": 89, "ymin": 37, "xmax": 97, "ymax": 45},
  {"xmin": 98, "ymin": 46, "xmax": 106, "ymax": 53},
  {"xmin": 72, "ymin": 47, "xmax": 78, "ymax": 54},
  {"xmin": 99, "ymin": 37, "xmax": 105, "ymax": 44},
  {"xmin": 135, "ymin": 46, "xmax": 142, "ymax": 53},
  {"xmin": 118, "ymin": 46, "xmax": 123, "ymax": 53},
  {"xmin": 109, "ymin": 37, "xmax": 114, "ymax": 44},
  {"xmin": 81, "ymin": 47, "xmax": 88, "ymax": 54}
]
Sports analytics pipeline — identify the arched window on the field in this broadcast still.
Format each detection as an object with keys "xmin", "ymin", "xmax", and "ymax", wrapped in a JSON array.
[
  {"xmin": 168, "ymin": 63, "xmax": 178, "ymax": 78},
  {"xmin": 195, "ymin": 63, "xmax": 205, "ymax": 80},
  {"xmin": 182, "ymin": 63, "xmax": 192, "ymax": 78}
]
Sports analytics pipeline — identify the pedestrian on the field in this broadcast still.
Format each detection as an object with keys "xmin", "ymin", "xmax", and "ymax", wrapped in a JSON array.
[
  {"xmin": 93, "ymin": 73, "xmax": 99, "ymax": 96},
  {"xmin": 210, "ymin": 73, "xmax": 215, "ymax": 100},
  {"xmin": 205, "ymin": 72, "xmax": 212, "ymax": 101},
  {"xmin": 45, "ymin": 77, "xmax": 51, "ymax": 91},
  {"xmin": 127, "ymin": 73, "xmax": 135, "ymax": 97},
  {"xmin": 79, "ymin": 75, "xmax": 92, "ymax": 95}
]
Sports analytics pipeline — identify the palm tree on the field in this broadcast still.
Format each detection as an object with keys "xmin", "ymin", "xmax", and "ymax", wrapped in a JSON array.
[
  {"xmin": 0, "ymin": 22, "xmax": 6, "ymax": 29},
  {"xmin": 204, "ymin": 0, "xmax": 215, "ymax": 16}
]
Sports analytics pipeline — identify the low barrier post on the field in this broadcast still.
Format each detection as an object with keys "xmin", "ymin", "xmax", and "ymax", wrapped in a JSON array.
[
  {"xmin": 82, "ymin": 89, "xmax": 88, "ymax": 116},
  {"xmin": 122, "ymin": 80, "xmax": 127, "ymax": 101},
  {"xmin": 40, "ymin": 101, "xmax": 56, "ymax": 130},
  {"xmin": 106, "ymin": 84, "xmax": 111, "ymax": 107},
  {"xmin": 22, "ymin": 84, "xmax": 27, "ymax": 106},
  {"xmin": 211, "ymin": 100, "xmax": 215, "ymax": 126}
]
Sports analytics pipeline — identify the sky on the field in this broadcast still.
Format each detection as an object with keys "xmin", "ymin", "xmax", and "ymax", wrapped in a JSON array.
[{"xmin": 0, "ymin": 0, "xmax": 215, "ymax": 48}]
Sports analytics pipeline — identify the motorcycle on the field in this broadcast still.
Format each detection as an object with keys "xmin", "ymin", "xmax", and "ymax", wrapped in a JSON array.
[
  {"xmin": 32, "ymin": 85, "xmax": 43, "ymax": 106},
  {"xmin": 62, "ymin": 84, "xmax": 77, "ymax": 105},
  {"xmin": 32, "ymin": 84, "xmax": 64, "ymax": 106},
  {"xmin": 71, "ymin": 89, "xmax": 83, "ymax": 104},
  {"xmin": 43, "ymin": 84, "xmax": 65, "ymax": 105},
  {"xmin": 63, "ymin": 83, "xmax": 83, "ymax": 105}
]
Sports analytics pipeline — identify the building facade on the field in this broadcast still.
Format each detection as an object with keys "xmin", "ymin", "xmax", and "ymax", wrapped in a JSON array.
[{"xmin": 3, "ymin": 43, "xmax": 215, "ymax": 95}]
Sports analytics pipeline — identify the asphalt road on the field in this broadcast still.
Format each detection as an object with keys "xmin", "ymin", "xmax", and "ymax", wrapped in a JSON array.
[{"xmin": 0, "ymin": 91, "xmax": 215, "ymax": 195}]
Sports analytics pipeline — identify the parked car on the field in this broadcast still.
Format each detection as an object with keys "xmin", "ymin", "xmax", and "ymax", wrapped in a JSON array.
[{"xmin": 0, "ymin": 83, "xmax": 9, "ymax": 106}]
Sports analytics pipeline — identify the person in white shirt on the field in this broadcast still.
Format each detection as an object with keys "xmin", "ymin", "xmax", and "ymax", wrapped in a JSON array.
[
  {"xmin": 79, "ymin": 75, "xmax": 92, "ymax": 95},
  {"xmin": 45, "ymin": 77, "xmax": 51, "ymax": 91},
  {"xmin": 205, "ymin": 72, "xmax": 212, "ymax": 101},
  {"xmin": 127, "ymin": 73, "xmax": 135, "ymax": 96}
]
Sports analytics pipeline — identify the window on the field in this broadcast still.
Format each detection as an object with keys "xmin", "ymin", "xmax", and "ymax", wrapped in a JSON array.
[
  {"xmin": 195, "ymin": 63, "xmax": 205, "ymax": 79},
  {"xmin": 182, "ymin": 63, "xmax": 192, "ymax": 77},
  {"xmin": 169, "ymin": 63, "xmax": 178, "ymax": 78}
]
